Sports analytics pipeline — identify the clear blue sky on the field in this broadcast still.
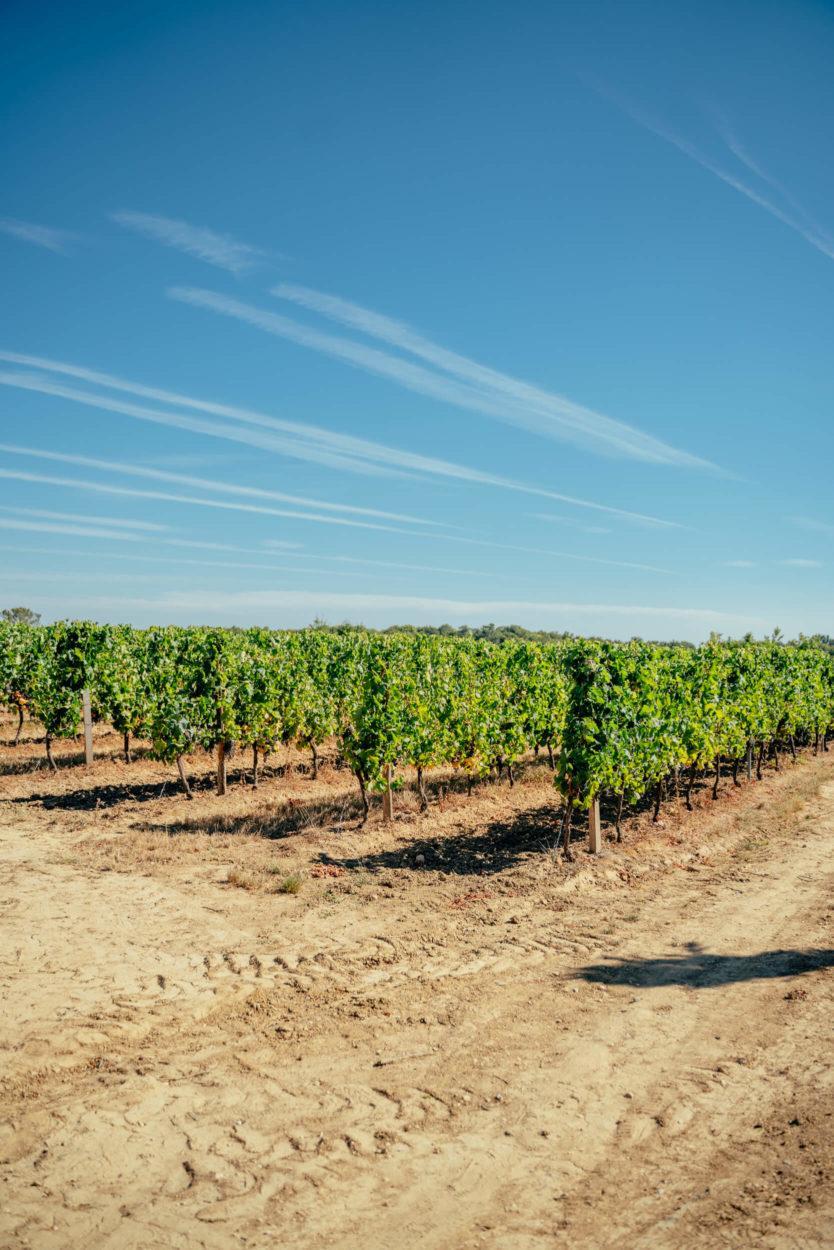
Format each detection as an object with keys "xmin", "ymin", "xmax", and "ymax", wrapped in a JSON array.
[{"xmin": 1, "ymin": 0, "xmax": 832, "ymax": 640}]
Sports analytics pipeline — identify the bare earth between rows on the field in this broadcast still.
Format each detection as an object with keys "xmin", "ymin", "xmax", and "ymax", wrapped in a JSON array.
[{"xmin": 1, "ymin": 731, "xmax": 832, "ymax": 1249}]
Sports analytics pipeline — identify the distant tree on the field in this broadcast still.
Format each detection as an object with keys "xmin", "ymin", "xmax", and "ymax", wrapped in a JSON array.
[{"xmin": 1, "ymin": 606, "xmax": 41, "ymax": 626}]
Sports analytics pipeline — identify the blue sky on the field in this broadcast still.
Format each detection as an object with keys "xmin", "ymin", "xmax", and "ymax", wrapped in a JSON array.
[{"xmin": 1, "ymin": 0, "xmax": 832, "ymax": 640}]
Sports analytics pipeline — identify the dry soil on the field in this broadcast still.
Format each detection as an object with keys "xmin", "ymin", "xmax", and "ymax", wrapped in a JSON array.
[{"xmin": 1, "ymin": 722, "xmax": 832, "ymax": 1249}]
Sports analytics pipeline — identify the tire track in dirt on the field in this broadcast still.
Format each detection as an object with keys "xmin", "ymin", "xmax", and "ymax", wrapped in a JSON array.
[{"xmin": 1, "ymin": 765, "xmax": 833, "ymax": 1248}]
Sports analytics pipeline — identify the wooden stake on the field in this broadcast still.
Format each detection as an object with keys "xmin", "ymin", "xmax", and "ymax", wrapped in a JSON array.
[
  {"xmin": 382, "ymin": 763, "xmax": 394, "ymax": 823},
  {"xmin": 746, "ymin": 741, "xmax": 753, "ymax": 781},
  {"xmin": 216, "ymin": 740, "xmax": 227, "ymax": 796},
  {"xmin": 588, "ymin": 793, "xmax": 602, "ymax": 854},
  {"xmin": 81, "ymin": 688, "xmax": 94, "ymax": 765}
]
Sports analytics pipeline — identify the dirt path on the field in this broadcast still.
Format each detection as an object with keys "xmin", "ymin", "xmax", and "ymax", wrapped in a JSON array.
[{"xmin": 1, "ymin": 750, "xmax": 832, "ymax": 1249}]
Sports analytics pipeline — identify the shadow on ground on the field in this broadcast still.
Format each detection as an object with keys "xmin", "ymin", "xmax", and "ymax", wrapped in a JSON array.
[
  {"xmin": 4, "ymin": 751, "xmax": 353, "ymax": 809},
  {"xmin": 317, "ymin": 799, "xmax": 571, "ymax": 876},
  {"xmin": 8, "ymin": 775, "xmax": 214, "ymax": 809},
  {"xmin": 576, "ymin": 941, "xmax": 834, "ymax": 988},
  {"xmin": 58, "ymin": 759, "xmax": 559, "ymax": 844},
  {"xmin": 135, "ymin": 785, "xmax": 567, "ymax": 857},
  {"xmin": 145, "ymin": 790, "xmax": 369, "ymax": 838},
  {"xmin": 122, "ymin": 772, "xmax": 571, "ymax": 867},
  {"xmin": 0, "ymin": 745, "xmax": 155, "ymax": 780}
]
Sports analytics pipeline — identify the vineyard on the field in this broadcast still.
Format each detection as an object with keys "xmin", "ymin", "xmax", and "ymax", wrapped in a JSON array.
[{"xmin": 2, "ymin": 620, "xmax": 832, "ymax": 855}]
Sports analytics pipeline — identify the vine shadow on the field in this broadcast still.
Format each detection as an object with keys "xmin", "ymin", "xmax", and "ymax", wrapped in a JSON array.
[
  {"xmin": 0, "ymin": 743, "xmax": 155, "ymax": 779},
  {"xmin": 316, "ymin": 799, "xmax": 569, "ymax": 877},
  {"xmin": 576, "ymin": 941, "xmax": 834, "ymax": 989},
  {"xmin": 5, "ymin": 758, "xmax": 329, "ymax": 811},
  {"xmin": 9, "ymin": 774, "xmax": 217, "ymax": 810},
  {"xmin": 137, "ymin": 790, "xmax": 368, "ymax": 839}
]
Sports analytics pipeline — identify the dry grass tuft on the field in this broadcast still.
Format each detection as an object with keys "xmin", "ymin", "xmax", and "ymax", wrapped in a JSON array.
[
  {"xmin": 274, "ymin": 873, "xmax": 304, "ymax": 895},
  {"xmin": 226, "ymin": 867, "xmax": 263, "ymax": 892}
]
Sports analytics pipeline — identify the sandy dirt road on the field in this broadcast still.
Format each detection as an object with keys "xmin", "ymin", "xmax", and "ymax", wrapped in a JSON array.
[{"xmin": 1, "ymin": 739, "xmax": 832, "ymax": 1249}]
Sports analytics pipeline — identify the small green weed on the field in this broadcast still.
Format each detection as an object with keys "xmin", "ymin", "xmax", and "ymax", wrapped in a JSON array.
[{"xmin": 276, "ymin": 873, "xmax": 303, "ymax": 895}]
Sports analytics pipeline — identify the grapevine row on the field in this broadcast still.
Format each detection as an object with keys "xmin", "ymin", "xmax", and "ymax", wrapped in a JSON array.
[
  {"xmin": 557, "ymin": 637, "xmax": 833, "ymax": 854},
  {"xmin": 0, "ymin": 622, "xmax": 567, "ymax": 812},
  {"xmin": 1, "ymin": 622, "xmax": 832, "ymax": 849}
]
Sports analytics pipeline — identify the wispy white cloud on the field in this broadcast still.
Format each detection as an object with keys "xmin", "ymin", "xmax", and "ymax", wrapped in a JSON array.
[
  {"xmin": 0, "ymin": 543, "xmax": 306, "ymax": 576},
  {"xmin": 529, "ymin": 511, "xmax": 610, "ymax": 535},
  {"xmin": 0, "ymin": 442, "xmax": 443, "ymax": 528},
  {"xmin": 708, "ymin": 108, "xmax": 833, "ymax": 245},
  {"xmin": 0, "ymin": 466, "xmax": 432, "ymax": 536},
  {"xmin": 6, "ymin": 539, "xmax": 302, "ymax": 562},
  {"xmin": 10, "ymin": 530, "xmax": 674, "ymax": 590},
  {"xmin": 171, "ymin": 285, "xmax": 713, "ymax": 469},
  {"xmin": 0, "ymin": 505, "xmax": 165, "ymax": 531},
  {"xmin": 423, "ymin": 532, "xmax": 671, "ymax": 574},
  {"xmin": 159, "ymin": 536, "xmax": 297, "ymax": 554},
  {"xmin": 0, "ymin": 352, "xmax": 683, "ymax": 526},
  {"xmin": 36, "ymin": 588, "xmax": 764, "ymax": 631},
  {"xmin": 0, "ymin": 567, "xmax": 195, "ymax": 587},
  {"xmin": 725, "ymin": 554, "xmax": 824, "ymax": 570},
  {"xmin": 0, "ymin": 218, "xmax": 77, "ymax": 254},
  {"xmin": 262, "ymin": 541, "xmax": 495, "ymax": 579},
  {"xmin": 788, "ymin": 516, "xmax": 834, "ymax": 537},
  {"xmin": 0, "ymin": 464, "xmax": 670, "ymax": 574},
  {"xmin": 270, "ymin": 282, "xmax": 715, "ymax": 472},
  {"xmin": 0, "ymin": 365, "xmax": 394, "ymax": 477},
  {"xmin": 0, "ymin": 517, "xmax": 150, "ymax": 542},
  {"xmin": 2, "ymin": 542, "xmax": 483, "ymax": 583},
  {"xmin": 112, "ymin": 211, "xmax": 266, "ymax": 273},
  {"xmin": 0, "ymin": 508, "xmax": 259, "ymax": 550},
  {"xmin": 593, "ymin": 82, "xmax": 834, "ymax": 263}
]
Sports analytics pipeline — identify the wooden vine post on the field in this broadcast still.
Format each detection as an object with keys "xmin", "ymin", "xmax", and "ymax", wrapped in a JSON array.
[
  {"xmin": 382, "ymin": 763, "xmax": 394, "ymax": 823},
  {"xmin": 216, "ymin": 741, "xmax": 227, "ymax": 796},
  {"xmin": 587, "ymin": 793, "xmax": 602, "ymax": 854},
  {"xmin": 81, "ymin": 688, "xmax": 94, "ymax": 766}
]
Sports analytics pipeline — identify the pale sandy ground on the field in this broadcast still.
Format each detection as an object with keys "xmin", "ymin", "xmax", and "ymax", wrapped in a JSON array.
[{"xmin": 1, "ymin": 723, "xmax": 832, "ymax": 1249}]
